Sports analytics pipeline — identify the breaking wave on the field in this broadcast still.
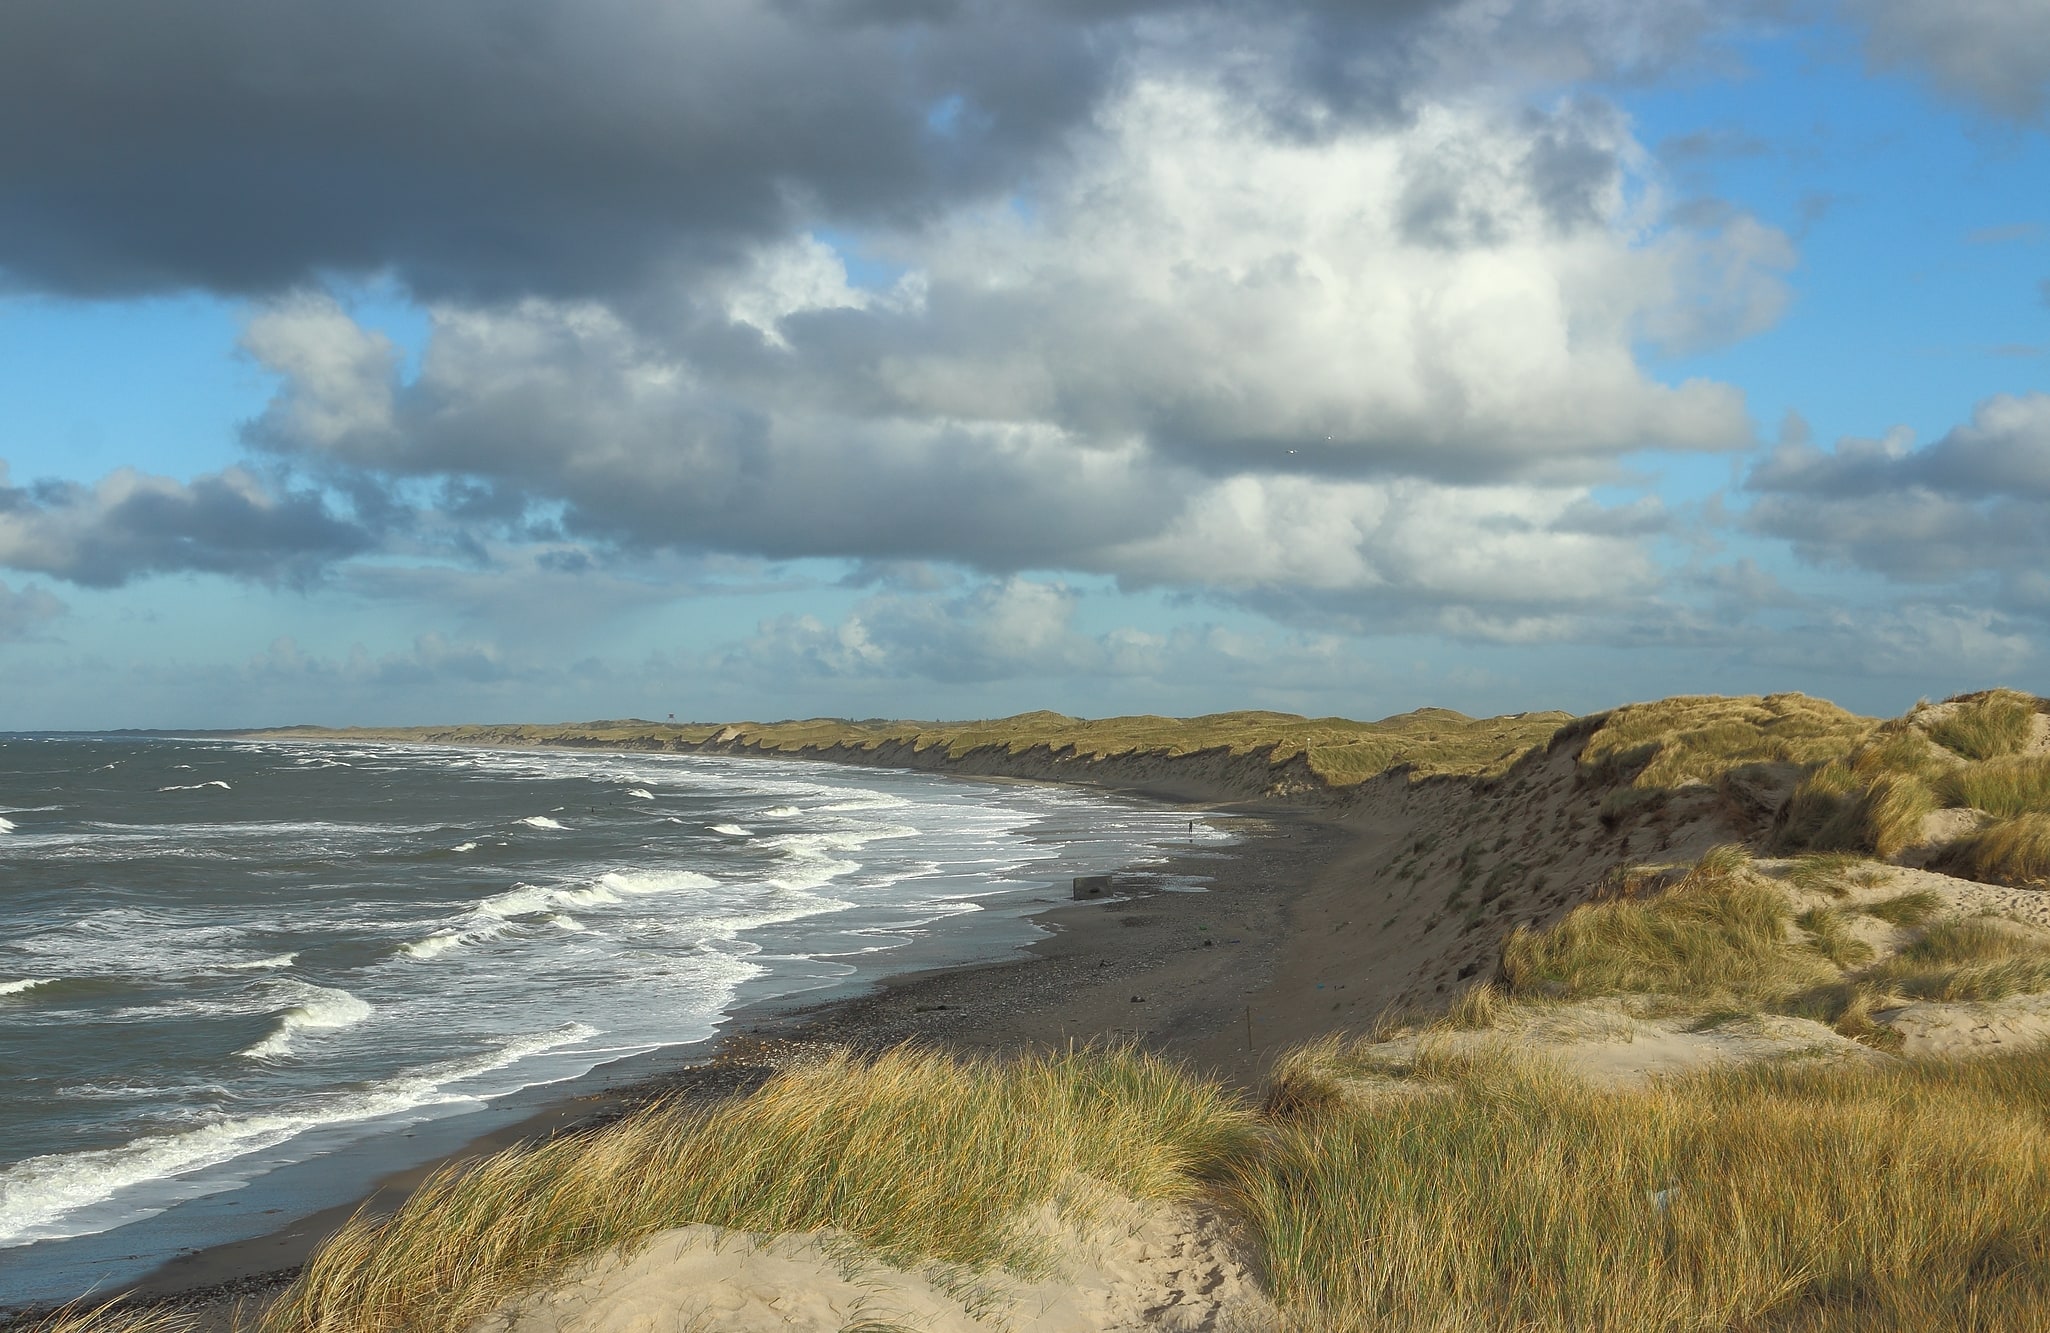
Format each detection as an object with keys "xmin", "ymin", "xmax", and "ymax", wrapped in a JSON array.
[{"xmin": 242, "ymin": 985, "xmax": 373, "ymax": 1059}]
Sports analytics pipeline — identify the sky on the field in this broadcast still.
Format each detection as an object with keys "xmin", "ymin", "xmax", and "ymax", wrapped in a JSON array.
[{"xmin": 0, "ymin": 0, "xmax": 2046, "ymax": 730}]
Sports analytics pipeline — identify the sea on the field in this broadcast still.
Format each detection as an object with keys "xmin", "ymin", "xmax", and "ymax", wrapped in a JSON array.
[{"xmin": 0, "ymin": 733, "xmax": 1229, "ymax": 1306}]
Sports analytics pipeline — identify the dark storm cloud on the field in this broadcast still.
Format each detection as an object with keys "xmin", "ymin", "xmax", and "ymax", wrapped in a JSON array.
[
  {"xmin": 0, "ymin": 0, "xmax": 1125, "ymax": 299},
  {"xmin": 1852, "ymin": 0, "xmax": 2050, "ymax": 120},
  {"xmin": 1744, "ymin": 392, "xmax": 2050, "ymax": 592},
  {"xmin": 0, "ymin": 0, "xmax": 1747, "ymax": 302},
  {"xmin": 0, "ymin": 465, "xmax": 372, "ymax": 587}
]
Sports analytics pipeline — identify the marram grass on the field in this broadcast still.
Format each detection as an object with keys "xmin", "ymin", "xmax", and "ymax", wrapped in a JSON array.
[
  {"xmin": 256, "ymin": 1044, "xmax": 1254, "ymax": 1333},
  {"xmin": 1238, "ymin": 1045, "xmax": 2050, "ymax": 1333},
  {"xmin": 1922, "ymin": 689, "xmax": 2039, "ymax": 762},
  {"xmin": 1936, "ymin": 754, "xmax": 2050, "ymax": 819},
  {"xmin": 28, "ymin": 1041, "xmax": 2050, "ymax": 1333},
  {"xmin": 1938, "ymin": 813, "xmax": 2050, "ymax": 888}
]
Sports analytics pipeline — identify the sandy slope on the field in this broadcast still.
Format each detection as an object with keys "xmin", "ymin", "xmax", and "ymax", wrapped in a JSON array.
[{"xmin": 476, "ymin": 1195, "xmax": 1274, "ymax": 1333}]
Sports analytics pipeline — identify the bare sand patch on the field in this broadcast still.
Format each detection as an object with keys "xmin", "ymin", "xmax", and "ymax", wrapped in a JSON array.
[{"xmin": 476, "ymin": 1195, "xmax": 1274, "ymax": 1333}]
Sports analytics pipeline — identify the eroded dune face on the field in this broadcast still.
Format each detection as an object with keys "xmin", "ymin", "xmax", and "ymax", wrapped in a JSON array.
[{"xmin": 477, "ymin": 1195, "xmax": 1275, "ymax": 1333}]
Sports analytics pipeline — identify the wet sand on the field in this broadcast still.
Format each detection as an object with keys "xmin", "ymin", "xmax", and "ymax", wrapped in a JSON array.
[{"xmin": 28, "ymin": 797, "xmax": 1354, "ymax": 1326}]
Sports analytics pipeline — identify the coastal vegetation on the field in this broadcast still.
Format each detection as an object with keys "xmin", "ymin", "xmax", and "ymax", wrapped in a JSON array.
[
  {"xmin": 36, "ymin": 685, "xmax": 2050, "ymax": 1332},
  {"xmin": 45, "ymin": 1039, "xmax": 2050, "ymax": 1333},
  {"xmin": 264, "ymin": 704, "xmax": 1576, "ymax": 787},
  {"xmin": 260, "ymin": 1046, "xmax": 1252, "ymax": 1333}
]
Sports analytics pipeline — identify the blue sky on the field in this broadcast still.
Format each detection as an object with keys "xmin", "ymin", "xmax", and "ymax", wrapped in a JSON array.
[{"xmin": 1, "ymin": 0, "xmax": 2046, "ymax": 729}]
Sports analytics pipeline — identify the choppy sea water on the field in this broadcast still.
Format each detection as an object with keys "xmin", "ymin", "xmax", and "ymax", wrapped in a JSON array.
[{"xmin": 0, "ymin": 734, "xmax": 1228, "ymax": 1304}]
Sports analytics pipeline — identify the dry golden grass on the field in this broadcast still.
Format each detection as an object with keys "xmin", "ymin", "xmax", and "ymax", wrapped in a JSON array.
[
  {"xmin": 1797, "ymin": 905, "xmax": 1876, "ymax": 969},
  {"xmin": 1571, "ymin": 693, "xmax": 1876, "ymax": 790},
  {"xmin": 1234, "ymin": 1046, "xmax": 2050, "ymax": 1332},
  {"xmin": 1922, "ymin": 689, "xmax": 2040, "ymax": 761},
  {"xmin": 7, "ymin": 1301, "xmax": 199, "ymax": 1333},
  {"xmin": 257, "ymin": 707, "xmax": 1572, "ymax": 787},
  {"xmin": 1500, "ymin": 847, "xmax": 1840, "ymax": 1007},
  {"xmin": 1503, "ymin": 844, "xmax": 2050, "ymax": 1046},
  {"xmin": 1937, "ymin": 754, "xmax": 2050, "ymax": 819},
  {"xmin": 1859, "ymin": 918, "xmax": 2050, "ymax": 1003},
  {"xmin": 251, "ymin": 1045, "xmax": 1251, "ymax": 1333},
  {"xmin": 1783, "ymin": 851, "xmax": 1877, "ymax": 898},
  {"xmin": 1937, "ymin": 814, "xmax": 2050, "ymax": 888},
  {"xmin": 1776, "ymin": 763, "xmax": 1937, "ymax": 860}
]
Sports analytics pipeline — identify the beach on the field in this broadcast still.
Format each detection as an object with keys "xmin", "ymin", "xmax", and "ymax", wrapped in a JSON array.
[{"xmin": 9, "ymin": 764, "xmax": 1344, "ymax": 1323}]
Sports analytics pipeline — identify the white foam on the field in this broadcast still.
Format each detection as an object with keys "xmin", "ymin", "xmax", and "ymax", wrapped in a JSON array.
[
  {"xmin": 0, "ymin": 817, "xmax": 14, "ymax": 834},
  {"xmin": 242, "ymin": 985, "xmax": 373, "ymax": 1058},
  {"xmin": 0, "ymin": 978, "xmax": 53, "ymax": 997},
  {"xmin": 761, "ymin": 806, "xmax": 801, "ymax": 818},
  {"xmin": 480, "ymin": 884, "xmax": 558, "ymax": 919},
  {"xmin": 0, "ymin": 1024, "xmax": 598, "ymax": 1248},
  {"xmin": 400, "ymin": 932, "xmax": 464, "ymax": 960},
  {"xmin": 520, "ymin": 816, "xmax": 566, "ymax": 830},
  {"xmin": 709, "ymin": 824, "xmax": 751, "ymax": 837},
  {"xmin": 451, "ymin": 841, "xmax": 479, "ymax": 853},
  {"xmin": 549, "ymin": 913, "xmax": 587, "ymax": 932},
  {"xmin": 157, "ymin": 781, "xmax": 231, "ymax": 792},
  {"xmin": 627, "ymin": 789, "xmax": 654, "ymax": 800},
  {"xmin": 597, "ymin": 869, "xmax": 718, "ymax": 896},
  {"xmin": 223, "ymin": 953, "xmax": 298, "ymax": 971}
]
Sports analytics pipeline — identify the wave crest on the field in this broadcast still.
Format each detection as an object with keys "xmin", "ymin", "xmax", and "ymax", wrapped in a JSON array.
[{"xmin": 243, "ymin": 985, "xmax": 373, "ymax": 1059}]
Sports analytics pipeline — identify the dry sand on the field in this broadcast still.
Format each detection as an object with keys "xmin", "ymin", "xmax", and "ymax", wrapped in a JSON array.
[{"xmin": 475, "ymin": 1194, "xmax": 1273, "ymax": 1333}]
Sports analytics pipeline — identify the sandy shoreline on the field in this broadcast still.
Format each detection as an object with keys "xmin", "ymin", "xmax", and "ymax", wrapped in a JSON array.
[{"xmin": 30, "ymin": 788, "xmax": 1348, "ymax": 1323}]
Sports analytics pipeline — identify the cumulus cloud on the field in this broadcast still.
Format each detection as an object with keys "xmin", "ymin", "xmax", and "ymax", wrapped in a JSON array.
[
  {"xmin": 223, "ymin": 61, "xmax": 1780, "ymax": 640},
  {"xmin": 1852, "ymin": 0, "xmax": 2050, "ymax": 120},
  {"xmin": 0, "ymin": 462, "xmax": 370, "ymax": 587},
  {"xmin": 0, "ymin": 578, "xmax": 63, "ymax": 641},
  {"xmin": 1744, "ymin": 392, "xmax": 2050, "ymax": 597}
]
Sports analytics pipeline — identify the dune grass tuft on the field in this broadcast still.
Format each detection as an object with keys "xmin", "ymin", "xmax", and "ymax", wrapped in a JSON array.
[
  {"xmin": 254, "ymin": 1045, "xmax": 1251, "ymax": 1333},
  {"xmin": 1500, "ymin": 847, "xmax": 1837, "ymax": 1007},
  {"xmin": 1861, "ymin": 918, "xmax": 2050, "ymax": 1003},
  {"xmin": 1937, "ymin": 754, "xmax": 2050, "ymax": 819},
  {"xmin": 1783, "ymin": 851, "xmax": 1875, "ymax": 897},
  {"xmin": 1235, "ymin": 1047, "xmax": 2050, "ymax": 1332},
  {"xmin": 1798, "ymin": 906, "xmax": 1876, "ymax": 969},
  {"xmin": 1572, "ymin": 694, "xmax": 1875, "ymax": 790},
  {"xmin": 1776, "ymin": 762, "xmax": 1936, "ymax": 860},
  {"xmin": 1936, "ymin": 813, "xmax": 2050, "ymax": 888},
  {"xmin": 1922, "ymin": 690, "xmax": 2039, "ymax": 761},
  {"xmin": 1859, "ymin": 890, "xmax": 1945, "ymax": 928}
]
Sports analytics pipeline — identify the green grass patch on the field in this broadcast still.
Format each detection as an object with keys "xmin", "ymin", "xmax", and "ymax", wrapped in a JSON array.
[
  {"xmin": 1859, "ymin": 890, "xmax": 1945, "ymax": 928},
  {"xmin": 1501, "ymin": 847, "xmax": 1838, "ymax": 1007},
  {"xmin": 1937, "ymin": 754, "xmax": 2050, "ymax": 818},
  {"xmin": 1776, "ymin": 764, "xmax": 1936, "ymax": 860},
  {"xmin": 1922, "ymin": 690, "xmax": 2039, "ymax": 761}
]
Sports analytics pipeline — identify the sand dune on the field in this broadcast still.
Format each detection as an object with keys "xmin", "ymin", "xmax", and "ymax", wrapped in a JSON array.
[{"xmin": 477, "ymin": 1195, "xmax": 1273, "ymax": 1333}]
